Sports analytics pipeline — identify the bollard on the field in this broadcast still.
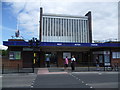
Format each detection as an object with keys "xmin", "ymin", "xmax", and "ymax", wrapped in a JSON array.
[
  {"xmin": 88, "ymin": 62, "xmax": 90, "ymax": 71},
  {"xmin": 32, "ymin": 64, "xmax": 34, "ymax": 73},
  {"xmin": 104, "ymin": 66, "xmax": 105, "ymax": 71},
  {"xmin": 116, "ymin": 63, "xmax": 119, "ymax": 71},
  {"xmin": 18, "ymin": 64, "xmax": 19, "ymax": 73}
]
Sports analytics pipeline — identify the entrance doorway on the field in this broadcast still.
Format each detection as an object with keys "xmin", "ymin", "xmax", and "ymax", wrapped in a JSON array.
[
  {"xmin": 23, "ymin": 51, "xmax": 33, "ymax": 68},
  {"xmin": 45, "ymin": 52, "xmax": 58, "ymax": 67},
  {"xmin": 98, "ymin": 54, "xmax": 104, "ymax": 66},
  {"xmin": 23, "ymin": 51, "xmax": 41, "ymax": 68}
]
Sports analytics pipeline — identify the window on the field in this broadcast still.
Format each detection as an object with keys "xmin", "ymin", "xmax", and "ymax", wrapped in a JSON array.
[
  {"xmin": 43, "ymin": 17, "xmax": 45, "ymax": 36},
  {"xmin": 104, "ymin": 54, "xmax": 110, "ymax": 63},
  {"xmin": 112, "ymin": 52, "xmax": 120, "ymax": 59},
  {"xmin": 63, "ymin": 52, "xmax": 71, "ymax": 59},
  {"xmin": 9, "ymin": 51, "xmax": 21, "ymax": 60}
]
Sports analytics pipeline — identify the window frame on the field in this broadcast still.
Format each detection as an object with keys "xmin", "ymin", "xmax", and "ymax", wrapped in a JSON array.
[{"xmin": 9, "ymin": 51, "xmax": 21, "ymax": 60}]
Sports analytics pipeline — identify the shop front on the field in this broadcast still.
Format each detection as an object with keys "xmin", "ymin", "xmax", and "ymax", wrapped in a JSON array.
[{"xmin": 3, "ymin": 40, "xmax": 120, "ymax": 68}]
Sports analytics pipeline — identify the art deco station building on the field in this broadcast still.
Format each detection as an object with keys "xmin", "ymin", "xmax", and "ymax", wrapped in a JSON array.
[
  {"xmin": 40, "ymin": 12, "xmax": 92, "ymax": 43},
  {"xmin": 3, "ymin": 7, "xmax": 120, "ymax": 68}
]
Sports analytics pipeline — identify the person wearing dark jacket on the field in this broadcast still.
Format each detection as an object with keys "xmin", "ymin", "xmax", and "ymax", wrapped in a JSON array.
[{"xmin": 71, "ymin": 55, "xmax": 76, "ymax": 71}]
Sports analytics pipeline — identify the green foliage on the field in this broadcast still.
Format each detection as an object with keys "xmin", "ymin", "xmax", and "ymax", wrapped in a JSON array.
[{"xmin": 0, "ymin": 50, "xmax": 8, "ymax": 56}]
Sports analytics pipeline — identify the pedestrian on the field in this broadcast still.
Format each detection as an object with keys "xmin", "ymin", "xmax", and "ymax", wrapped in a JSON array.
[
  {"xmin": 71, "ymin": 55, "xmax": 76, "ymax": 71},
  {"xmin": 64, "ymin": 56, "xmax": 69, "ymax": 70},
  {"xmin": 46, "ymin": 56, "xmax": 50, "ymax": 67},
  {"xmin": 96, "ymin": 56, "xmax": 99, "ymax": 71}
]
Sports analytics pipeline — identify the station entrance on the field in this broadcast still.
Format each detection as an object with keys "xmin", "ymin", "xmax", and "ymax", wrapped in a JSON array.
[
  {"xmin": 22, "ymin": 47, "xmax": 92, "ymax": 68},
  {"xmin": 44, "ymin": 52, "xmax": 58, "ymax": 67}
]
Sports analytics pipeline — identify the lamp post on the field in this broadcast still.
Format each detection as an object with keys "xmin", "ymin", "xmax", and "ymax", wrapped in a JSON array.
[{"xmin": 29, "ymin": 37, "xmax": 39, "ymax": 71}]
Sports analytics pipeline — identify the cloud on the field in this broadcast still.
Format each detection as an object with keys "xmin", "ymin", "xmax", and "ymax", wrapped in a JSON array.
[
  {"xmin": 2, "ymin": 0, "xmax": 120, "ymax": 2},
  {"xmin": 0, "ymin": 45, "xmax": 8, "ymax": 50},
  {"xmin": 2, "ymin": 26, "xmax": 16, "ymax": 32},
  {"xmin": 2, "ymin": 1, "xmax": 119, "ymax": 41}
]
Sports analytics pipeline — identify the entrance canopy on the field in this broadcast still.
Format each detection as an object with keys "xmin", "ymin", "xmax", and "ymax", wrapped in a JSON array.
[{"xmin": 3, "ymin": 41, "xmax": 120, "ymax": 47}]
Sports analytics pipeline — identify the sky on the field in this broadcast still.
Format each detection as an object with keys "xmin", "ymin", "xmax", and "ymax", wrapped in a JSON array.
[{"xmin": 1, "ymin": 0, "xmax": 119, "ymax": 49}]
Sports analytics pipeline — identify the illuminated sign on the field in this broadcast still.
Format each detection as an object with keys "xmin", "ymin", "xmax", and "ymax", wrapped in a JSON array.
[
  {"xmin": 57, "ymin": 43, "xmax": 62, "ymax": 45},
  {"xmin": 74, "ymin": 44, "xmax": 81, "ymax": 46},
  {"xmin": 91, "ymin": 44, "xmax": 98, "ymax": 46}
]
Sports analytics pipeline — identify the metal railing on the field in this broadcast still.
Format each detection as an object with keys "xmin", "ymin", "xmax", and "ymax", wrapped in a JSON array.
[
  {"xmin": 2, "ymin": 64, "xmax": 34, "ymax": 74},
  {"xmin": 2, "ymin": 62, "xmax": 119, "ymax": 74},
  {"xmin": 74, "ymin": 62, "xmax": 119, "ymax": 72}
]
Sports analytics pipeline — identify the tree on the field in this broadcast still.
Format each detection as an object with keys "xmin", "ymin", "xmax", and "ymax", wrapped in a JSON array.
[{"xmin": 1, "ymin": 50, "xmax": 8, "ymax": 56}]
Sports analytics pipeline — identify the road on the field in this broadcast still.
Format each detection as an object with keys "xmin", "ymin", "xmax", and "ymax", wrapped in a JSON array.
[
  {"xmin": 72, "ymin": 72, "xmax": 118, "ymax": 88},
  {"xmin": 2, "ymin": 68, "xmax": 119, "ymax": 89}
]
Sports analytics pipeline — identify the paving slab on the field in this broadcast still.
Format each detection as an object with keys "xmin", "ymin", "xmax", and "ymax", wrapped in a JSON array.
[{"xmin": 2, "ymin": 73, "xmax": 37, "ymax": 88}]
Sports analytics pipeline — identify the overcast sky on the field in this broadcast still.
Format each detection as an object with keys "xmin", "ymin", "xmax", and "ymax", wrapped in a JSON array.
[{"xmin": 1, "ymin": 0, "xmax": 119, "ymax": 49}]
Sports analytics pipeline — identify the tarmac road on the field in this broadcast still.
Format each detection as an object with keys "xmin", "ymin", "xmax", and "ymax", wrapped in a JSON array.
[
  {"xmin": 71, "ymin": 72, "xmax": 119, "ymax": 88},
  {"xmin": 2, "ymin": 68, "xmax": 119, "ymax": 89},
  {"xmin": 33, "ymin": 74, "xmax": 90, "ymax": 88}
]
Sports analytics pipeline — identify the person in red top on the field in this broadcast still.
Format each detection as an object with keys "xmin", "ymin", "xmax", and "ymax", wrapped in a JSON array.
[{"xmin": 64, "ymin": 56, "xmax": 69, "ymax": 70}]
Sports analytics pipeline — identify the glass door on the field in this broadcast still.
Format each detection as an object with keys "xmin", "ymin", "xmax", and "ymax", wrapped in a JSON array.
[{"xmin": 98, "ymin": 54, "xmax": 104, "ymax": 66}]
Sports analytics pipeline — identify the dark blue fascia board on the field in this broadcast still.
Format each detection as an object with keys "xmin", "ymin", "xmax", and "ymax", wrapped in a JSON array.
[
  {"xmin": 3, "ymin": 41, "xmax": 28, "ymax": 46},
  {"xmin": 3, "ymin": 41, "xmax": 120, "ymax": 47}
]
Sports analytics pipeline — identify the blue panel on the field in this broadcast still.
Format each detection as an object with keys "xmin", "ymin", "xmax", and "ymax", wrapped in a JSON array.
[{"xmin": 3, "ymin": 41, "xmax": 120, "ymax": 47}]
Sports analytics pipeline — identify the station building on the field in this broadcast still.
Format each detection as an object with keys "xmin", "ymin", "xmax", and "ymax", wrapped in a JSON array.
[{"xmin": 3, "ymin": 8, "xmax": 120, "ymax": 68}]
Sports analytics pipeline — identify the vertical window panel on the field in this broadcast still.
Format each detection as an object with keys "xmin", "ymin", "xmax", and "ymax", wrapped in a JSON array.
[
  {"xmin": 84, "ymin": 20, "xmax": 86, "ymax": 43},
  {"xmin": 58, "ymin": 18, "xmax": 60, "ymax": 36},
  {"xmin": 46, "ymin": 17, "xmax": 48, "ymax": 41},
  {"xmin": 70, "ymin": 19, "xmax": 72, "ymax": 42},
  {"xmin": 65, "ymin": 19, "xmax": 67, "ymax": 42},
  {"xmin": 42, "ymin": 17, "xmax": 44, "ymax": 36},
  {"xmin": 63, "ymin": 19, "xmax": 65, "ymax": 37},
  {"xmin": 73, "ymin": 19, "xmax": 76, "ymax": 42},
  {"xmin": 82, "ymin": 20, "xmax": 84, "ymax": 43},
  {"xmin": 56, "ymin": 18, "xmax": 58, "ymax": 36},
  {"xmin": 72, "ymin": 19, "xmax": 74, "ymax": 42},
  {"xmin": 75, "ymin": 19, "xmax": 77, "ymax": 42},
  {"xmin": 48, "ymin": 18, "xmax": 50, "ymax": 36},
  {"xmin": 49, "ymin": 18, "xmax": 51, "ymax": 41},
  {"xmin": 51, "ymin": 18, "xmax": 53, "ymax": 36},
  {"xmin": 62, "ymin": 19, "xmax": 63, "ymax": 36},
  {"xmin": 54, "ymin": 18, "xmax": 56, "ymax": 36},
  {"xmin": 78, "ymin": 20, "xmax": 80, "ymax": 42},
  {"xmin": 80, "ymin": 20, "xmax": 81, "ymax": 43},
  {"xmin": 64, "ymin": 19, "xmax": 66, "ymax": 37},
  {"xmin": 87, "ymin": 20, "xmax": 89, "ymax": 43},
  {"xmin": 76, "ymin": 20, "xmax": 79, "ymax": 42}
]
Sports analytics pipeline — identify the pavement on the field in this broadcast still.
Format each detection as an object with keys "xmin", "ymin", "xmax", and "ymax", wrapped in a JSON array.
[
  {"xmin": 2, "ymin": 67, "xmax": 119, "ymax": 89},
  {"xmin": 2, "ymin": 73, "xmax": 37, "ymax": 88}
]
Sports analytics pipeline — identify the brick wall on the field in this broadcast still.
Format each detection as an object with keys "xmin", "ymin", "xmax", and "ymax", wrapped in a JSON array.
[
  {"xmin": 111, "ymin": 58, "xmax": 120, "ymax": 66},
  {"xmin": 2, "ymin": 56, "xmax": 23, "ymax": 69},
  {"xmin": 57, "ymin": 52, "xmax": 64, "ymax": 67}
]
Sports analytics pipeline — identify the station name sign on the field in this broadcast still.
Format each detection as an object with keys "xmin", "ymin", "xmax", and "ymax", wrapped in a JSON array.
[
  {"xmin": 3, "ymin": 41, "xmax": 120, "ymax": 47},
  {"xmin": 57, "ymin": 43, "xmax": 62, "ymax": 45},
  {"xmin": 74, "ymin": 44, "xmax": 81, "ymax": 46},
  {"xmin": 91, "ymin": 44, "xmax": 98, "ymax": 46},
  {"xmin": 56, "ymin": 43, "xmax": 98, "ymax": 47}
]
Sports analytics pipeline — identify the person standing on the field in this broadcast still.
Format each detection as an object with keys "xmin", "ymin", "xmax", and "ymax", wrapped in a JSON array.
[
  {"xmin": 71, "ymin": 55, "xmax": 76, "ymax": 71},
  {"xmin": 46, "ymin": 56, "xmax": 50, "ymax": 67},
  {"xmin": 96, "ymin": 56, "xmax": 99, "ymax": 71},
  {"xmin": 64, "ymin": 56, "xmax": 69, "ymax": 70}
]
